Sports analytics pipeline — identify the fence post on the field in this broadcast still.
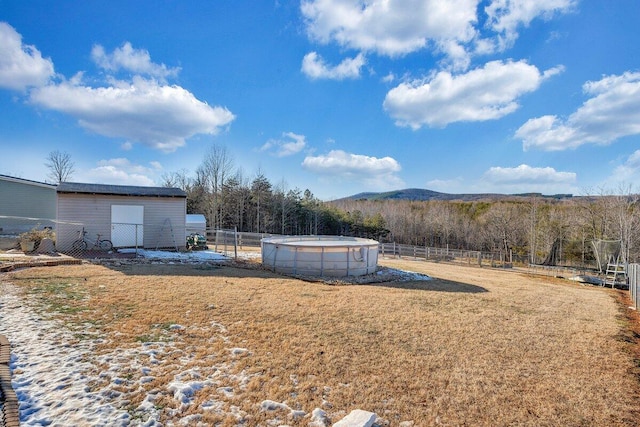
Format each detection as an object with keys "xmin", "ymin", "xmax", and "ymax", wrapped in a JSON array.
[
  {"xmin": 630, "ymin": 264, "xmax": 639, "ymax": 310},
  {"xmin": 233, "ymin": 226, "xmax": 238, "ymax": 260},
  {"xmin": 634, "ymin": 265, "xmax": 638, "ymax": 310},
  {"xmin": 636, "ymin": 265, "xmax": 639, "ymax": 311},
  {"xmin": 629, "ymin": 264, "xmax": 634, "ymax": 309}
]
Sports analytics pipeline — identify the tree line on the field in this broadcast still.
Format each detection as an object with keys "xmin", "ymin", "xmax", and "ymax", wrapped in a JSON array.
[
  {"xmin": 43, "ymin": 146, "xmax": 639, "ymax": 266},
  {"xmin": 161, "ymin": 146, "xmax": 640, "ymax": 267},
  {"xmin": 43, "ymin": 147, "xmax": 640, "ymax": 266},
  {"xmin": 331, "ymin": 190, "xmax": 640, "ymax": 266},
  {"xmin": 43, "ymin": 147, "xmax": 390, "ymax": 240},
  {"xmin": 160, "ymin": 145, "xmax": 390, "ymax": 240}
]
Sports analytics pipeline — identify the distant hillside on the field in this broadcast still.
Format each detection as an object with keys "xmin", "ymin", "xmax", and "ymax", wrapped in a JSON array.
[{"xmin": 338, "ymin": 188, "xmax": 573, "ymax": 202}]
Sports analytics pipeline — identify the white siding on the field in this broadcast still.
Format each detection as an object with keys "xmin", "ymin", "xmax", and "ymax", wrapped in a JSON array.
[
  {"xmin": 56, "ymin": 194, "xmax": 186, "ymax": 251},
  {"xmin": 0, "ymin": 177, "xmax": 56, "ymax": 233}
]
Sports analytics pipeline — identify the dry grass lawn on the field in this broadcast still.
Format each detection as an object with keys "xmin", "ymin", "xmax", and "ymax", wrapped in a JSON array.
[{"xmin": 5, "ymin": 256, "xmax": 640, "ymax": 426}]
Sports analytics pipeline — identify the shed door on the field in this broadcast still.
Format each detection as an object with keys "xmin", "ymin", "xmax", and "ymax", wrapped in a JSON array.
[{"xmin": 111, "ymin": 205, "xmax": 144, "ymax": 247}]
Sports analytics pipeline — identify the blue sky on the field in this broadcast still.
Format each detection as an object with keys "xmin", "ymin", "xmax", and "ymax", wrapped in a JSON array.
[{"xmin": 1, "ymin": 0, "xmax": 639, "ymax": 200}]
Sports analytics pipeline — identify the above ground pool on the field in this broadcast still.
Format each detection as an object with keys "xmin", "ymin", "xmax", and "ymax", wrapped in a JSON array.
[{"xmin": 261, "ymin": 236, "xmax": 379, "ymax": 277}]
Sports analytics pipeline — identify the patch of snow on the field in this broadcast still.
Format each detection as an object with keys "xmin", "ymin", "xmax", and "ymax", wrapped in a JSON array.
[
  {"xmin": 119, "ymin": 248, "xmax": 228, "ymax": 261},
  {"xmin": 217, "ymin": 386, "xmax": 234, "ymax": 398},
  {"xmin": 200, "ymin": 399, "xmax": 224, "ymax": 412},
  {"xmin": 291, "ymin": 409, "xmax": 306, "ymax": 419},
  {"xmin": 379, "ymin": 268, "xmax": 431, "ymax": 281},
  {"xmin": 568, "ymin": 275, "xmax": 604, "ymax": 285},
  {"xmin": 230, "ymin": 347, "xmax": 250, "ymax": 356},
  {"xmin": 167, "ymin": 378, "xmax": 209, "ymax": 406},
  {"xmin": 309, "ymin": 407, "xmax": 329, "ymax": 427},
  {"xmin": 332, "ymin": 409, "xmax": 377, "ymax": 427},
  {"xmin": 235, "ymin": 250, "xmax": 263, "ymax": 260},
  {"xmin": 0, "ymin": 281, "xmax": 256, "ymax": 426},
  {"xmin": 0, "ymin": 284, "xmax": 132, "ymax": 426},
  {"xmin": 260, "ymin": 399, "xmax": 290, "ymax": 412},
  {"xmin": 259, "ymin": 399, "xmax": 308, "ymax": 421}
]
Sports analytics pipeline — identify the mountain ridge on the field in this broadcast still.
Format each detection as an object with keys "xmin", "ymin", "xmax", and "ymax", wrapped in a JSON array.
[{"xmin": 336, "ymin": 188, "xmax": 573, "ymax": 202}]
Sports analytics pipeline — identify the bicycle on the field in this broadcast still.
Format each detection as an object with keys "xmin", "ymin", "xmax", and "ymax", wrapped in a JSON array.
[{"xmin": 72, "ymin": 228, "xmax": 113, "ymax": 251}]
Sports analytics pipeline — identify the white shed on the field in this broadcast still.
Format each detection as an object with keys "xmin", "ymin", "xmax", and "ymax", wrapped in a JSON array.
[
  {"xmin": 186, "ymin": 214, "xmax": 207, "ymax": 238},
  {"xmin": 56, "ymin": 182, "xmax": 187, "ymax": 251}
]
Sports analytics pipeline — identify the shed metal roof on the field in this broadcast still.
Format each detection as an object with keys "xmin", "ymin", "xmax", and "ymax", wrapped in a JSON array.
[
  {"xmin": 56, "ymin": 182, "xmax": 187, "ymax": 198},
  {"xmin": 0, "ymin": 174, "xmax": 57, "ymax": 190}
]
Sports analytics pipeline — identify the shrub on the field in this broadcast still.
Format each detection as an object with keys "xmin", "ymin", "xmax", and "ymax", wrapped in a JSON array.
[{"xmin": 19, "ymin": 226, "xmax": 56, "ymax": 247}]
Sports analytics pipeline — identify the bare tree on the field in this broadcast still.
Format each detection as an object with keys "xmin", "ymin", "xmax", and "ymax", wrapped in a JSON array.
[
  {"xmin": 160, "ymin": 169, "xmax": 192, "ymax": 190},
  {"xmin": 46, "ymin": 150, "xmax": 75, "ymax": 183},
  {"xmin": 200, "ymin": 144, "xmax": 235, "ymax": 229},
  {"xmin": 479, "ymin": 202, "xmax": 528, "ymax": 261},
  {"xmin": 608, "ymin": 184, "xmax": 640, "ymax": 263}
]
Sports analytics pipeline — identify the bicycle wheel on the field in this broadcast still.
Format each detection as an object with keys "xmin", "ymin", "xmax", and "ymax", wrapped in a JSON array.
[
  {"xmin": 72, "ymin": 240, "xmax": 88, "ymax": 251},
  {"xmin": 99, "ymin": 240, "xmax": 113, "ymax": 251}
]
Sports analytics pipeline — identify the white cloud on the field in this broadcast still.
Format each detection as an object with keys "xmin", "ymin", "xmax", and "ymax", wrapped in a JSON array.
[
  {"xmin": 0, "ymin": 29, "xmax": 234, "ymax": 152},
  {"xmin": 0, "ymin": 22, "xmax": 54, "ymax": 90},
  {"xmin": 302, "ymin": 149, "xmax": 404, "ymax": 190},
  {"xmin": 382, "ymin": 73, "xmax": 395, "ymax": 83},
  {"xmin": 384, "ymin": 60, "xmax": 562, "ymax": 129},
  {"xmin": 260, "ymin": 132, "xmax": 307, "ymax": 157},
  {"xmin": 30, "ymin": 76, "xmax": 235, "ymax": 152},
  {"xmin": 606, "ymin": 150, "xmax": 640, "ymax": 186},
  {"xmin": 426, "ymin": 177, "xmax": 464, "ymax": 193},
  {"xmin": 485, "ymin": 0, "xmax": 577, "ymax": 50},
  {"xmin": 91, "ymin": 42, "xmax": 180, "ymax": 82},
  {"xmin": 478, "ymin": 164, "xmax": 576, "ymax": 193},
  {"xmin": 300, "ymin": 0, "xmax": 574, "ymax": 69},
  {"xmin": 483, "ymin": 164, "xmax": 576, "ymax": 185},
  {"xmin": 427, "ymin": 165, "xmax": 576, "ymax": 194},
  {"xmin": 516, "ymin": 72, "xmax": 640, "ymax": 151},
  {"xmin": 301, "ymin": 0, "xmax": 478, "ymax": 58},
  {"xmin": 437, "ymin": 38, "xmax": 472, "ymax": 71},
  {"xmin": 301, "ymin": 52, "xmax": 365, "ymax": 80},
  {"xmin": 83, "ymin": 158, "xmax": 162, "ymax": 186}
]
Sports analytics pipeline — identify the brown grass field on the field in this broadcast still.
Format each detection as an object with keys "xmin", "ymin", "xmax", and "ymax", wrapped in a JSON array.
[{"xmin": 4, "ymin": 255, "xmax": 640, "ymax": 426}]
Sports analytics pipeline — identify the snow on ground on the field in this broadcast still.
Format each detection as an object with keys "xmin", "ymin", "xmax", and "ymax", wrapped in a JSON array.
[
  {"xmin": 0, "ymin": 279, "xmax": 261, "ymax": 426},
  {"xmin": 119, "ymin": 248, "xmax": 229, "ymax": 261},
  {"xmin": 0, "ymin": 284, "xmax": 132, "ymax": 426},
  {"xmin": 379, "ymin": 269, "xmax": 431, "ymax": 282},
  {"xmin": 0, "ymin": 249, "xmax": 423, "ymax": 425}
]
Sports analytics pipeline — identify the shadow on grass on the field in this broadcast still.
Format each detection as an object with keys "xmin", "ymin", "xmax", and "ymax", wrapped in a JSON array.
[
  {"xmin": 366, "ymin": 278, "xmax": 488, "ymax": 293},
  {"xmin": 98, "ymin": 259, "xmax": 282, "ymax": 279},
  {"xmin": 99, "ymin": 260, "xmax": 488, "ymax": 293}
]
